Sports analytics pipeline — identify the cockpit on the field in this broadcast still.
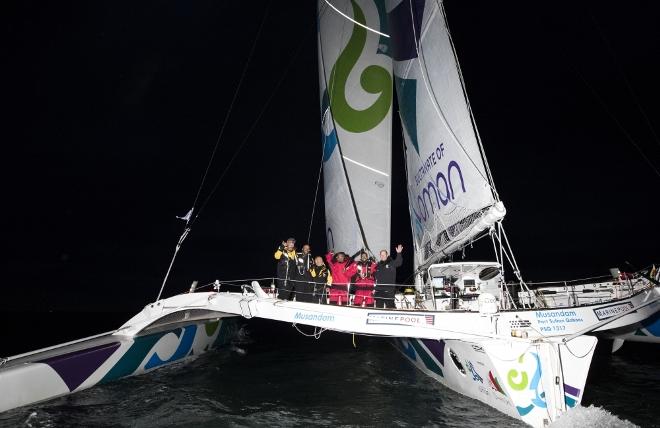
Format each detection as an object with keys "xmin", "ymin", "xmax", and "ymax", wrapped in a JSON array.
[{"xmin": 425, "ymin": 262, "xmax": 503, "ymax": 311}]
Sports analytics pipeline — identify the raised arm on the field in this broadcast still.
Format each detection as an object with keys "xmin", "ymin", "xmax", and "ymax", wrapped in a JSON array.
[
  {"xmin": 393, "ymin": 244, "xmax": 403, "ymax": 267},
  {"xmin": 274, "ymin": 241, "xmax": 286, "ymax": 260},
  {"xmin": 344, "ymin": 261, "xmax": 357, "ymax": 276}
]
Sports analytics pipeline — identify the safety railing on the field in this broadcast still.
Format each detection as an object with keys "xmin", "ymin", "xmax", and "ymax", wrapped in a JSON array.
[{"xmin": 183, "ymin": 276, "xmax": 408, "ymax": 309}]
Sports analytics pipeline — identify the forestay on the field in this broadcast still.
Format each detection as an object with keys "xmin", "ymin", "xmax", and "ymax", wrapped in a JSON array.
[
  {"xmin": 388, "ymin": 0, "xmax": 505, "ymax": 269},
  {"xmin": 318, "ymin": 0, "xmax": 393, "ymax": 255}
]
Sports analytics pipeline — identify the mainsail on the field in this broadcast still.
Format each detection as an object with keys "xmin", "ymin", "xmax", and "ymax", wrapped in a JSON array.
[
  {"xmin": 389, "ymin": 0, "xmax": 505, "ymax": 269},
  {"xmin": 318, "ymin": 0, "xmax": 393, "ymax": 255}
]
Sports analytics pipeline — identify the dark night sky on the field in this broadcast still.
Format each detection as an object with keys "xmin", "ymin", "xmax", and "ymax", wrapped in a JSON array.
[{"xmin": 3, "ymin": 1, "xmax": 659, "ymax": 313}]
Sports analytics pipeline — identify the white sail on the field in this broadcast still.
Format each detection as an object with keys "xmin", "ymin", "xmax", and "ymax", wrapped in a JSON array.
[
  {"xmin": 318, "ymin": 0, "xmax": 393, "ymax": 256},
  {"xmin": 389, "ymin": 0, "xmax": 505, "ymax": 269}
]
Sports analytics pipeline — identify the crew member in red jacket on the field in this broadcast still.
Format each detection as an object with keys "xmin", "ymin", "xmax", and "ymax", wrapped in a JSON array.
[
  {"xmin": 353, "ymin": 251, "xmax": 377, "ymax": 306},
  {"xmin": 325, "ymin": 251, "xmax": 356, "ymax": 305}
]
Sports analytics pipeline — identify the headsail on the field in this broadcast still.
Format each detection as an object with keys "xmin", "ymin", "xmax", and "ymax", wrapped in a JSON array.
[
  {"xmin": 318, "ymin": 0, "xmax": 393, "ymax": 255},
  {"xmin": 389, "ymin": 0, "xmax": 505, "ymax": 269}
]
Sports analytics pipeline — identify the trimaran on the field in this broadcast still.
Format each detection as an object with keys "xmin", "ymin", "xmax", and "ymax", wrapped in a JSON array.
[
  {"xmin": 1, "ymin": 1, "xmax": 658, "ymax": 427},
  {"xmin": 518, "ymin": 268, "xmax": 660, "ymax": 353}
]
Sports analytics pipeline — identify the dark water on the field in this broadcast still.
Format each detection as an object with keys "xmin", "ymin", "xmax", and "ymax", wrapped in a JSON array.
[{"xmin": 1, "ymin": 316, "xmax": 658, "ymax": 427}]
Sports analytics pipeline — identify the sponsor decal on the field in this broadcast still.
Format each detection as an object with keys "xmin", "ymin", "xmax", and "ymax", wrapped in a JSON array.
[
  {"xmin": 399, "ymin": 339, "xmax": 417, "ymax": 361},
  {"xmin": 366, "ymin": 312, "xmax": 435, "ymax": 326},
  {"xmin": 507, "ymin": 352, "xmax": 546, "ymax": 417},
  {"xmin": 593, "ymin": 302, "xmax": 634, "ymax": 321},
  {"xmin": 293, "ymin": 311, "xmax": 336, "ymax": 323},
  {"xmin": 509, "ymin": 319, "xmax": 531, "ymax": 329},
  {"xmin": 493, "ymin": 391, "xmax": 511, "ymax": 406},
  {"xmin": 471, "ymin": 345, "xmax": 485, "ymax": 353},
  {"xmin": 535, "ymin": 309, "xmax": 585, "ymax": 332},
  {"xmin": 535, "ymin": 309, "xmax": 577, "ymax": 318},
  {"xmin": 563, "ymin": 383, "xmax": 581, "ymax": 408},
  {"xmin": 488, "ymin": 371, "xmax": 507, "ymax": 396},
  {"xmin": 467, "ymin": 360, "xmax": 483, "ymax": 383}
]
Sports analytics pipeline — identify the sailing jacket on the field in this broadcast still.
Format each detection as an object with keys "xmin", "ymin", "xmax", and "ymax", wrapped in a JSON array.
[
  {"xmin": 310, "ymin": 265, "xmax": 332, "ymax": 285},
  {"xmin": 325, "ymin": 252, "xmax": 355, "ymax": 286},
  {"xmin": 354, "ymin": 260, "xmax": 377, "ymax": 290},
  {"xmin": 274, "ymin": 246, "xmax": 297, "ymax": 279},
  {"xmin": 374, "ymin": 254, "xmax": 402, "ymax": 288}
]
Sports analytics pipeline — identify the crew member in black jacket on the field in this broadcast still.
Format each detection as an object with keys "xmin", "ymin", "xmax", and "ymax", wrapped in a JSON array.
[
  {"xmin": 374, "ymin": 244, "xmax": 403, "ymax": 308},
  {"xmin": 293, "ymin": 244, "xmax": 314, "ymax": 302},
  {"xmin": 274, "ymin": 238, "xmax": 297, "ymax": 300}
]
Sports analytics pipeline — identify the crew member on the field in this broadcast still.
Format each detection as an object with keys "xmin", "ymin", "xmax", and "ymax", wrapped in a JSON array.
[
  {"xmin": 325, "ymin": 250, "xmax": 355, "ymax": 305},
  {"xmin": 374, "ymin": 244, "xmax": 403, "ymax": 308},
  {"xmin": 353, "ymin": 251, "xmax": 377, "ymax": 306},
  {"xmin": 310, "ymin": 256, "xmax": 332, "ymax": 303},
  {"xmin": 294, "ymin": 244, "xmax": 314, "ymax": 302},
  {"xmin": 274, "ymin": 238, "xmax": 297, "ymax": 300}
]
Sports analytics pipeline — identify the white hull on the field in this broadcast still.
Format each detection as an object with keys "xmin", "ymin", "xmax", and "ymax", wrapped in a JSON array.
[
  {"xmin": 0, "ymin": 298, "xmax": 239, "ymax": 414},
  {"xmin": 201, "ymin": 282, "xmax": 658, "ymax": 426},
  {"xmin": 3, "ymin": 284, "xmax": 657, "ymax": 425},
  {"xmin": 517, "ymin": 276, "xmax": 660, "ymax": 352},
  {"xmin": 602, "ymin": 311, "xmax": 660, "ymax": 352},
  {"xmin": 394, "ymin": 336, "xmax": 595, "ymax": 426},
  {"xmin": 208, "ymin": 283, "xmax": 659, "ymax": 341}
]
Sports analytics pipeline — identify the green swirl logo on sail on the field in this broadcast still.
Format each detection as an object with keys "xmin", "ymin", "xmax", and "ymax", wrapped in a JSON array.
[{"xmin": 328, "ymin": 0, "xmax": 392, "ymax": 133}]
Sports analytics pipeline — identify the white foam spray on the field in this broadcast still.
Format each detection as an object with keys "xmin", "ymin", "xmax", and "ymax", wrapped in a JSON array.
[{"xmin": 550, "ymin": 405, "xmax": 638, "ymax": 428}]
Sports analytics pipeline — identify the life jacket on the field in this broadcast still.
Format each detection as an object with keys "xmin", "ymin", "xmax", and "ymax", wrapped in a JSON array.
[
  {"xmin": 356, "ymin": 261, "xmax": 376, "ymax": 279},
  {"xmin": 354, "ymin": 261, "xmax": 376, "ymax": 289},
  {"xmin": 275, "ymin": 247, "xmax": 297, "ymax": 277},
  {"xmin": 295, "ymin": 252, "xmax": 313, "ymax": 275},
  {"xmin": 311, "ymin": 265, "xmax": 329, "ymax": 279}
]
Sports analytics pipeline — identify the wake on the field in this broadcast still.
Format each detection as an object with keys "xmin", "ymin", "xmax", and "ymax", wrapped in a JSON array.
[{"xmin": 550, "ymin": 405, "xmax": 638, "ymax": 428}]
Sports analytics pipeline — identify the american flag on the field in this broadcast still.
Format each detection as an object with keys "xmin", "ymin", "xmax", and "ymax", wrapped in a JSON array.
[{"xmin": 425, "ymin": 315, "xmax": 435, "ymax": 325}]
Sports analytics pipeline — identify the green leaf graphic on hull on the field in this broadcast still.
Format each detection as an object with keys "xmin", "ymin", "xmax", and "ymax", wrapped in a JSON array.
[{"xmin": 328, "ymin": 0, "xmax": 392, "ymax": 133}]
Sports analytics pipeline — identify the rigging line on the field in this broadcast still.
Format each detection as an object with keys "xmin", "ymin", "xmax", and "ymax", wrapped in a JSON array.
[
  {"xmin": 499, "ymin": 224, "xmax": 524, "ymax": 283},
  {"xmin": 332, "ymin": 103, "xmax": 372, "ymax": 253},
  {"xmin": 190, "ymin": 1, "xmax": 272, "ymax": 217},
  {"xmin": 155, "ymin": 4, "xmax": 271, "ymax": 301},
  {"xmin": 529, "ymin": 274, "xmax": 612, "ymax": 286},
  {"xmin": 589, "ymin": 11, "xmax": 660, "ymax": 149},
  {"xmin": 307, "ymin": 119, "xmax": 329, "ymax": 245},
  {"xmin": 437, "ymin": 0, "xmax": 499, "ymax": 200},
  {"xmin": 407, "ymin": 0, "xmax": 497, "ymax": 196},
  {"xmin": 192, "ymin": 36, "xmax": 306, "ymax": 225},
  {"xmin": 573, "ymin": 67, "xmax": 660, "ymax": 179},
  {"xmin": 156, "ymin": 228, "xmax": 189, "ymax": 301},
  {"xmin": 317, "ymin": 13, "xmax": 372, "ymax": 254},
  {"xmin": 400, "ymin": 125, "xmax": 423, "ymax": 271}
]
